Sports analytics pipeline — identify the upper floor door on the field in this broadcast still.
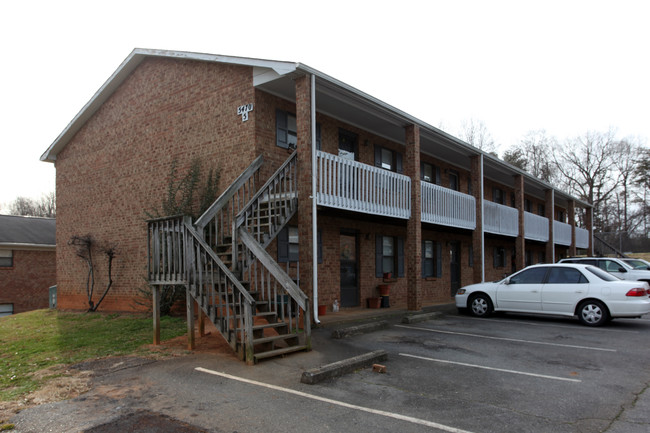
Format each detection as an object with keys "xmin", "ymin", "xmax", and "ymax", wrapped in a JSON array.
[{"xmin": 338, "ymin": 129, "xmax": 357, "ymax": 161}]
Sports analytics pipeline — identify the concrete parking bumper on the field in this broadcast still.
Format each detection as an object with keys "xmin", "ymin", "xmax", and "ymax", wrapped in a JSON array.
[{"xmin": 300, "ymin": 350, "xmax": 388, "ymax": 385}]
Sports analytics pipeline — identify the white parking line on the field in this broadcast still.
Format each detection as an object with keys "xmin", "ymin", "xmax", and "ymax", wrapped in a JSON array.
[
  {"xmin": 395, "ymin": 324, "xmax": 617, "ymax": 352},
  {"xmin": 195, "ymin": 367, "xmax": 473, "ymax": 433},
  {"xmin": 399, "ymin": 353, "xmax": 582, "ymax": 383},
  {"xmin": 446, "ymin": 315, "xmax": 641, "ymax": 333}
]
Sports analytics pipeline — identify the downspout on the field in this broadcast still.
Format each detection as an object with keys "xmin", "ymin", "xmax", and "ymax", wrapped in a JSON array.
[
  {"xmin": 479, "ymin": 153, "xmax": 485, "ymax": 283},
  {"xmin": 311, "ymin": 73, "xmax": 320, "ymax": 324}
]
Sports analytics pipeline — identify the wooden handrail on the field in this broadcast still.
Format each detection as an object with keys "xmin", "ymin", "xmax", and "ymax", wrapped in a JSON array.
[{"xmin": 195, "ymin": 154, "xmax": 264, "ymax": 230}]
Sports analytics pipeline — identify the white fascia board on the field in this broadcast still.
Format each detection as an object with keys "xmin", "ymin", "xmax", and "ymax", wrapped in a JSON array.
[{"xmin": 0, "ymin": 243, "xmax": 56, "ymax": 251}]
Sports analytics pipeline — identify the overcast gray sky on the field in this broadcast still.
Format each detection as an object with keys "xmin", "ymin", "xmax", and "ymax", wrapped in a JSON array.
[{"xmin": 1, "ymin": 0, "xmax": 648, "ymax": 212}]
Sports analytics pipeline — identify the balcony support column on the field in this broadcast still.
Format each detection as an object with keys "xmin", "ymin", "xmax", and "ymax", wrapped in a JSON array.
[
  {"xmin": 514, "ymin": 174, "xmax": 525, "ymax": 271},
  {"xmin": 586, "ymin": 206, "xmax": 594, "ymax": 255},
  {"xmin": 545, "ymin": 189, "xmax": 555, "ymax": 263},
  {"xmin": 295, "ymin": 75, "xmax": 315, "ymax": 318},
  {"xmin": 568, "ymin": 200, "xmax": 577, "ymax": 256},
  {"xmin": 471, "ymin": 155, "xmax": 484, "ymax": 282},
  {"xmin": 405, "ymin": 124, "xmax": 422, "ymax": 310}
]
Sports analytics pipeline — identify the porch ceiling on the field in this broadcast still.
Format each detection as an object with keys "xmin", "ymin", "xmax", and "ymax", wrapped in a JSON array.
[{"xmin": 256, "ymin": 71, "xmax": 590, "ymax": 210}]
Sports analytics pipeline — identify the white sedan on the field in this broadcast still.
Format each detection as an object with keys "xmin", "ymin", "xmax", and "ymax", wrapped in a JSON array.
[{"xmin": 455, "ymin": 264, "xmax": 650, "ymax": 326}]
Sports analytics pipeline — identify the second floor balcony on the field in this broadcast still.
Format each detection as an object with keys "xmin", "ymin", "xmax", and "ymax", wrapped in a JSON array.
[{"xmin": 314, "ymin": 151, "xmax": 589, "ymax": 247}]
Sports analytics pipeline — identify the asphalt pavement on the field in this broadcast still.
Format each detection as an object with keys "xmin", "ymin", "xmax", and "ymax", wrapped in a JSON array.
[{"xmin": 9, "ymin": 303, "xmax": 650, "ymax": 433}]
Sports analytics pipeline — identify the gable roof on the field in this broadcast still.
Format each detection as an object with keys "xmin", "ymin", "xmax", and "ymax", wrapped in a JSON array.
[
  {"xmin": 40, "ymin": 49, "xmax": 300, "ymax": 163},
  {"xmin": 0, "ymin": 215, "xmax": 56, "ymax": 248}
]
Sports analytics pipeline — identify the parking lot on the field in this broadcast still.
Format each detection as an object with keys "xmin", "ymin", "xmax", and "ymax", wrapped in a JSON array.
[
  {"xmin": 309, "ymin": 311, "xmax": 650, "ymax": 432},
  {"xmin": 11, "ymin": 309, "xmax": 650, "ymax": 433}
]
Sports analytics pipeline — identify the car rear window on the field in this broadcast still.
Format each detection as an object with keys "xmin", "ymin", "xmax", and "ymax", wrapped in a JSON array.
[{"xmin": 586, "ymin": 266, "xmax": 620, "ymax": 281}]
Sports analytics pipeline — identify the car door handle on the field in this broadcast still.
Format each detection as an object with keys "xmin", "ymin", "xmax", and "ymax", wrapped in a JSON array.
[{"xmin": 531, "ymin": 290, "xmax": 539, "ymax": 293}]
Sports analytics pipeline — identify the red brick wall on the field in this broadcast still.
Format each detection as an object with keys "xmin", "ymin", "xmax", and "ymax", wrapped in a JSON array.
[
  {"xmin": 0, "ymin": 249, "xmax": 56, "ymax": 313},
  {"xmin": 55, "ymin": 57, "xmax": 256, "ymax": 312}
]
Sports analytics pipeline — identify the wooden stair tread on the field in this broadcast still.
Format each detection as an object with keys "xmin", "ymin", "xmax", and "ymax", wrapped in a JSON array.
[
  {"xmin": 254, "ymin": 345, "xmax": 308, "ymax": 361},
  {"xmin": 253, "ymin": 333, "xmax": 299, "ymax": 345}
]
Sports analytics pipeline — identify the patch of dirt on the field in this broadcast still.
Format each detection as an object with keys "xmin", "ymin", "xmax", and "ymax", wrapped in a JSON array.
[
  {"xmin": 1, "ymin": 323, "xmax": 236, "ymax": 423},
  {"xmin": 0, "ymin": 365, "xmax": 92, "ymax": 422}
]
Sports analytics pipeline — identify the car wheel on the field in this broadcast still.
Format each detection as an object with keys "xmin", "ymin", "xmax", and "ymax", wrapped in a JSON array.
[
  {"xmin": 577, "ymin": 300, "xmax": 609, "ymax": 326},
  {"xmin": 469, "ymin": 294, "xmax": 493, "ymax": 317}
]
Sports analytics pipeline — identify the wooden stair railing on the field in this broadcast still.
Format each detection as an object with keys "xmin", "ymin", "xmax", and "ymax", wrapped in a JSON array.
[
  {"xmin": 148, "ymin": 151, "xmax": 310, "ymax": 363},
  {"xmin": 148, "ymin": 216, "xmax": 256, "ymax": 363}
]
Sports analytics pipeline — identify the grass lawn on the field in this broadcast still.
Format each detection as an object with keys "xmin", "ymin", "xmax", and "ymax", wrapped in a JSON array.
[{"xmin": 0, "ymin": 310, "xmax": 186, "ymax": 403}]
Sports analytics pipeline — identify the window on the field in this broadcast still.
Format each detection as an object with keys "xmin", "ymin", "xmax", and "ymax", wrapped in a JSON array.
[
  {"xmin": 509, "ymin": 267, "xmax": 548, "ymax": 284},
  {"xmin": 468, "ymin": 243, "xmax": 474, "ymax": 267},
  {"xmin": 449, "ymin": 170, "xmax": 459, "ymax": 191},
  {"xmin": 538, "ymin": 251, "xmax": 546, "ymax": 264},
  {"xmin": 600, "ymin": 259, "xmax": 625, "ymax": 273},
  {"xmin": 525, "ymin": 250, "xmax": 532, "ymax": 267},
  {"xmin": 422, "ymin": 240, "xmax": 442, "ymax": 278},
  {"xmin": 375, "ymin": 235, "xmax": 404, "ymax": 277},
  {"xmin": 494, "ymin": 247, "xmax": 506, "ymax": 268},
  {"xmin": 493, "ymin": 188, "xmax": 504, "ymax": 204},
  {"xmin": 382, "ymin": 236, "xmax": 394, "ymax": 274},
  {"xmin": 546, "ymin": 268, "xmax": 588, "ymax": 284},
  {"xmin": 524, "ymin": 199, "xmax": 532, "ymax": 213},
  {"xmin": 557, "ymin": 210, "xmax": 565, "ymax": 222},
  {"xmin": 0, "ymin": 250, "xmax": 12, "ymax": 268},
  {"xmin": 538, "ymin": 204, "xmax": 545, "ymax": 217},
  {"xmin": 468, "ymin": 177, "xmax": 473, "ymax": 195},
  {"xmin": 375, "ymin": 145, "xmax": 403, "ymax": 173},
  {"xmin": 421, "ymin": 162, "xmax": 440, "ymax": 184},
  {"xmin": 276, "ymin": 110, "xmax": 297, "ymax": 149},
  {"xmin": 278, "ymin": 226, "xmax": 322, "ymax": 263},
  {"xmin": 276, "ymin": 110, "xmax": 321, "ymax": 150},
  {"xmin": 0, "ymin": 304, "xmax": 13, "ymax": 317}
]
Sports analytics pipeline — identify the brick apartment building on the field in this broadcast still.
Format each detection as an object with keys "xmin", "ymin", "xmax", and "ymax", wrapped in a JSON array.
[
  {"xmin": 0, "ymin": 215, "xmax": 56, "ymax": 316},
  {"xmin": 40, "ymin": 49, "xmax": 592, "ymax": 362}
]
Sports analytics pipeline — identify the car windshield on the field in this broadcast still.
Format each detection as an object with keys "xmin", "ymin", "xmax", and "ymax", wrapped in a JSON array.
[
  {"xmin": 586, "ymin": 265, "xmax": 620, "ymax": 281},
  {"xmin": 624, "ymin": 259, "xmax": 650, "ymax": 270}
]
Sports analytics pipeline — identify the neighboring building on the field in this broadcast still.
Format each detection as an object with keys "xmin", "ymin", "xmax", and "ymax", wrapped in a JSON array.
[
  {"xmin": 0, "ymin": 215, "xmax": 56, "ymax": 316},
  {"xmin": 40, "ymin": 49, "xmax": 592, "ymax": 361}
]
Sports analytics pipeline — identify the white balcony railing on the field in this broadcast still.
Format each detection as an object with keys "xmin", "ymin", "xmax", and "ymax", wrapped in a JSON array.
[
  {"xmin": 554, "ymin": 221, "xmax": 572, "ymax": 246},
  {"xmin": 484, "ymin": 201, "xmax": 518, "ymax": 237},
  {"xmin": 576, "ymin": 227, "xmax": 590, "ymax": 249},
  {"xmin": 524, "ymin": 211, "xmax": 549, "ymax": 242},
  {"xmin": 421, "ymin": 182, "xmax": 476, "ymax": 229},
  {"xmin": 316, "ymin": 151, "xmax": 411, "ymax": 219}
]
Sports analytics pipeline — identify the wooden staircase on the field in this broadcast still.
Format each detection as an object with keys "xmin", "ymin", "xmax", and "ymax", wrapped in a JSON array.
[{"xmin": 148, "ymin": 151, "xmax": 310, "ymax": 364}]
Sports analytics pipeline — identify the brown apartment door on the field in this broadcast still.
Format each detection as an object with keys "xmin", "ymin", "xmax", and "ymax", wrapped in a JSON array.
[
  {"xmin": 340, "ymin": 232, "xmax": 359, "ymax": 307},
  {"xmin": 450, "ymin": 241, "xmax": 461, "ymax": 296}
]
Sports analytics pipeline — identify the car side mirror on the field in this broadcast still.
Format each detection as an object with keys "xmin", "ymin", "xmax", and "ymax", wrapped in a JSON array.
[
  {"xmin": 618, "ymin": 267, "xmax": 627, "ymax": 273},
  {"xmin": 503, "ymin": 277, "xmax": 511, "ymax": 285}
]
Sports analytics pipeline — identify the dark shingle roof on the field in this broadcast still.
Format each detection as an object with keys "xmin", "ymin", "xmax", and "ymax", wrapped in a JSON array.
[{"xmin": 0, "ymin": 215, "xmax": 56, "ymax": 246}]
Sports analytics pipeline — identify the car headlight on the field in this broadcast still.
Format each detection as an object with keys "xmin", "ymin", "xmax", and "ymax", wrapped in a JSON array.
[{"xmin": 456, "ymin": 288, "xmax": 466, "ymax": 295}]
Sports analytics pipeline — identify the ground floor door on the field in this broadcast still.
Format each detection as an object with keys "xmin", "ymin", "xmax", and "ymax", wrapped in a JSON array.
[
  {"xmin": 340, "ymin": 232, "xmax": 359, "ymax": 307},
  {"xmin": 450, "ymin": 241, "xmax": 461, "ymax": 296}
]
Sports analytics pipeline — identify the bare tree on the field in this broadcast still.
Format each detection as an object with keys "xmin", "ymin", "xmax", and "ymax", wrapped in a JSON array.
[
  {"xmin": 553, "ymin": 129, "xmax": 620, "ymax": 231},
  {"xmin": 611, "ymin": 138, "xmax": 641, "ymax": 234},
  {"xmin": 8, "ymin": 192, "xmax": 56, "ymax": 217},
  {"xmin": 69, "ymin": 234, "xmax": 116, "ymax": 312},
  {"xmin": 503, "ymin": 130, "xmax": 556, "ymax": 183},
  {"xmin": 459, "ymin": 118, "xmax": 497, "ymax": 154}
]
